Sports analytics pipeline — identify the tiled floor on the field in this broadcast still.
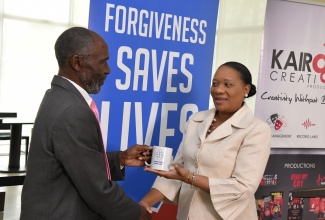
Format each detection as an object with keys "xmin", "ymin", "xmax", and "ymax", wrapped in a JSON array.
[
  {"xmin": 0, "ymin": 144, "xmax": 25, "ymax": 220},
  {"xmin": 0, "ymin": 185, "xmax": 22, "ymax": 220}
]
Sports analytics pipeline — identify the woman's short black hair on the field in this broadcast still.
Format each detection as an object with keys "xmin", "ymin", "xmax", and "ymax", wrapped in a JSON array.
[{"xmin": 221, "ymin": 61, "xmax": 256, "ymax": 98}]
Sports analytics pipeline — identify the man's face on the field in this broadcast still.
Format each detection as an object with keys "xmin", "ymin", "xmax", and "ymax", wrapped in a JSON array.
[{"xmin": 79, "ymin": 35, "xmax": 110, "ymax": 94}]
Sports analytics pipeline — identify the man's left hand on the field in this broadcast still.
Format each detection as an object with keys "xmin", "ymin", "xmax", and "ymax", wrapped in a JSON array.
[{"xmin": 120, "ymin": 144, "xmax": 152, "ymax": 167}]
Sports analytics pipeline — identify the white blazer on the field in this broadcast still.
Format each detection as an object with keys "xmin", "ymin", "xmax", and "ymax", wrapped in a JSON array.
[{"xmin": 152, "ymin": 103, "xmax": 271, "ymax": 220}]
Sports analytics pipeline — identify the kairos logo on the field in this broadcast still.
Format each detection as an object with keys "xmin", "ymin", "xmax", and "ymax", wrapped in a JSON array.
[
  {"xmin": 270, "ymin": 48, "xmax": 325, "ymax": 88},
  {"xmin": 313, "ymin": 52, "xmax": 325, "ymax": 83}
]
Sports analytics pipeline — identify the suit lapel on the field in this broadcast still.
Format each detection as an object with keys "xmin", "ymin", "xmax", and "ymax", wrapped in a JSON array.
[{"xmin": 51, "ymin": 75, "xmax": 86, "ymax": 104}]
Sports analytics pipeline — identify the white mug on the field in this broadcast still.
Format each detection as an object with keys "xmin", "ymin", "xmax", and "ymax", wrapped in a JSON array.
[{"xmin": 145, "ymin": 146, "xmax": 173, "ymax": 171}]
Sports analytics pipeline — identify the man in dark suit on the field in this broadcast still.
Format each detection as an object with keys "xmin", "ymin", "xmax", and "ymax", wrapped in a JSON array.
[{"xmin": 20, "ymin": 27, "xmax": 152, "ymax": 220}]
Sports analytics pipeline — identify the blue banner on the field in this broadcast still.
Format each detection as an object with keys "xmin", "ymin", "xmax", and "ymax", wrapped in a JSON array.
[{"xmin": 89, "ymin": 0, "xmax": 219, "ymax": 206}]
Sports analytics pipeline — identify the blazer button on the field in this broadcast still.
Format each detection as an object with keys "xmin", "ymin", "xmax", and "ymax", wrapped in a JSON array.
[{"xmin": 194, "ymin": 161, "xmax": 199, "ymax": 168}]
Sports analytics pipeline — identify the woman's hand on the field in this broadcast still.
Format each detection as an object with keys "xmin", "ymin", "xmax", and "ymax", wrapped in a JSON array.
[
  {"xmin": 144, "ymin": 164, "xmax": 190, "ymax": 182},
  {"xmin": 145, "ymin": 164, "xmax": 210, "ymax": 192}
]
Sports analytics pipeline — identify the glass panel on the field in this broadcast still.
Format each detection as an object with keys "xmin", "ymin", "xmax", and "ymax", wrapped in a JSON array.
[
  {"xmin": 219, "ymin": 0, "xmax": 267, "ymax": 28},
  {"xmin": 71, "ymin": 0, "xmax": 90, "ymax": 27},
  {"xmin": 1, "ymin": 19, "xmax": 66, "ymax": 119},
  {"xmin": 212, "ymin": 0, "xmax": 267, "ymax": 111},
  {"xmin": 3, "ymin": 0, "xmax": 70, "ymax": 23}
]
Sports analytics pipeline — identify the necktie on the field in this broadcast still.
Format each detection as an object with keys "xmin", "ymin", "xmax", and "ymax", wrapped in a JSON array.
[{"xmin": 90, "ymin": 100, "xmax": 111, "ymax": 180}]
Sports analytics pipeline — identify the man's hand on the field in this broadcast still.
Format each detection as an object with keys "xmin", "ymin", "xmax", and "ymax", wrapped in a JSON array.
[
  {"xmin": 120, "ymin": 144, "xmax": 152, "ymax": 167},
  {"xmin": 139, "ymin": 200, "xmax": 152, "ymax": 214},
  {"xmin": 139, "ymin": 205, "xmax": 152, "ymax": 220}
]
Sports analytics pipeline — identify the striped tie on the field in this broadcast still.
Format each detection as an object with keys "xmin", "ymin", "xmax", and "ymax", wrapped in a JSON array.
[{"xmin": 90, "ymin": 99, "xmax": 111, "ymax": 180}]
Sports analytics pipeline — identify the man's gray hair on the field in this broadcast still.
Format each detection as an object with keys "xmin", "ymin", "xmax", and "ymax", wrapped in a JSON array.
[{"xmin": 54, "ymin": 27, "xmax": 95, "ymax": 67}]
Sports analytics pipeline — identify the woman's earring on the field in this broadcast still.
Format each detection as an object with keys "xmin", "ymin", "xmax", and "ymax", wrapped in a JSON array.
[{"xmin": 245, "ymin": 94, "xmax": 248, "ymax": 97}]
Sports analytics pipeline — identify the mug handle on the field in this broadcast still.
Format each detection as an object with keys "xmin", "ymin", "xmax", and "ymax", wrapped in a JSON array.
[{"xmin": 145, "ymin": 160, "xmax": 151, "ymax": 166}]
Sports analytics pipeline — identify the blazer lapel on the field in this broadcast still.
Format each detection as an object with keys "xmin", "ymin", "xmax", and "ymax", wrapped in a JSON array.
[
  {"xmin": 193, "ymin": 109, "xmax": 216, "ymax": 143},
  {"xmin": 205, "ymin": 119, "xmax": 234, "ymax": 142},
  {"xmin": 198, "ymin": 103, "xmax": 254, "ymax": 142}
]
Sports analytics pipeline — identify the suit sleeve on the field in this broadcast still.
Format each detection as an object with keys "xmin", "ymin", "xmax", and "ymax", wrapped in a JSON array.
[
  {"xmin": 209, "ymin": 121, "xmax": 271, "ymax": 220},
  {"xmin": 53, "ymin": 104, "xmax": 140, "ymax": 220},
  {"xmin": 107, "ymin": 151, "xmax": 125, "ymax": 181}
]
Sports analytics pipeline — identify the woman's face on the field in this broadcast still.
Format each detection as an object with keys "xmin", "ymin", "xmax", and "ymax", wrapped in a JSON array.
[{"xmin": 210, "ymin": 65, "xmax": 250, "ymax": 115}]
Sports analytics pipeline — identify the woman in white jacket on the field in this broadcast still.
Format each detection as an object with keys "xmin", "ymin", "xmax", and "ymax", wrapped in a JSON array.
[{"xmin": 140, "ymin": 61, "xmax": 271, "ymax": 220}]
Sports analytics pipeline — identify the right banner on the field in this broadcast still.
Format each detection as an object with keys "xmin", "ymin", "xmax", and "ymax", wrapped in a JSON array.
[
  {"xmin": 254, "ymin": 0, "xmax": 325, "ymax": 149},
  {"xmin": 255, "ymin": 0, "xmax": 325, "ymax": 219}
]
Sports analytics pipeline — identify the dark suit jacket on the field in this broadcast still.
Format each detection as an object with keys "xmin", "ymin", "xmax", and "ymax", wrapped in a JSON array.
[{"xmin": 21, "ymin": 75, "xmax": 140, "ymax": 220}]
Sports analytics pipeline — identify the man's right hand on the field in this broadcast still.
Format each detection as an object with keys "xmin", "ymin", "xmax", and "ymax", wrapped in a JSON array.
[
  {"xmin": 120, "ymin": 145, "xmax": 153, "ymax": 167},
  {"xmin": 139, "ymin": 205, "xmax": 152, "ymax": 220}
]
